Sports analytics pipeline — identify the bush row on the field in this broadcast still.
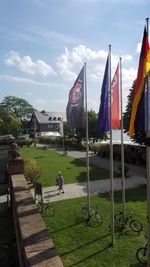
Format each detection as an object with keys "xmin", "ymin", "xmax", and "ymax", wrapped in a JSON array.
[
  {"xmin": 37, "ymin": 136, "xmax": 85, "ymax": 150},
  {"xmin": 16, "ymin": 138, "xmax": 33, "ymax": 147},
  {"xmin": 90, "ymin": 143, "xmax": 146, "ymax": 166}
]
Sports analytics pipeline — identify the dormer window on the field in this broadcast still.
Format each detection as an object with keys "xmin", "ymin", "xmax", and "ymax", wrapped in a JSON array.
[
  {"xmin": 53, "ymin": 117, "xmax": 57, "ymax": 121},
  {"xmin": 49, "ymin": 117, "xmax": 52, "ymax": 121},
  {"xmin": 58, "ymin": 117, "xmax": 61, "ymax": 121}
]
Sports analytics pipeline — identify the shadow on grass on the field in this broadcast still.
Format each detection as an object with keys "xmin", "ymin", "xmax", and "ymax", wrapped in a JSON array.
[
  {"xmin": 70, "ymin": 158, "xmax": 110, "ymax": 183},
  {"xmin": 99, "ymin": 185, "xmax": 147, "ymax": 203},
  {"xmin": 60, "ymin": 234, "xmax": 111, "ymax": 258},
  {"xmin": 50, "ymin": 216, "xmax": 87, "ymax": 234},
  {"xmin": 67, "ymin": 241, "xmax": 111, "ymax": 267},
  {"xmin": 113, "ymin": 225, "xmax": 142, "ymax": 237}
]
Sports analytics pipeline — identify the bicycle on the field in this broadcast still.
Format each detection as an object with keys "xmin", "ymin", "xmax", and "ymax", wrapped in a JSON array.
[
  {"xmin": 114, "ymin": 211, "xmax": 143, "ymax": 233},
  {"xmin": 36, "ymin": 196, "xmax": 54, "ymax": 216},
  {"xmin": 136, "ymin": 243, "xmax": 147, "ymax": 264},
  {"xmin": 81, "ymin": 205, "xmax": 103, "ymax": 225}
]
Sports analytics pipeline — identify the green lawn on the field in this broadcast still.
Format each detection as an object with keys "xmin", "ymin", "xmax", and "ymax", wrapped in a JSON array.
[
  {"xmin": 20, "ymin": 147, "xmax": 111, "ymax": 187},
  {"xmin": 43, "ymin": 186, "xmax": 147, "ymax": 267}
]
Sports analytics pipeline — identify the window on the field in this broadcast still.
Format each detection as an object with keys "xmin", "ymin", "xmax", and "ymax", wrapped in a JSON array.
[{"xmin": 48, "ymin": 125, "xmax": 53, "ymax": 129}]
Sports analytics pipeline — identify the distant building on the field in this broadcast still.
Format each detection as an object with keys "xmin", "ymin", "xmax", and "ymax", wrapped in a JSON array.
[{"xmin": 30, "ymin": 110, "xmax": 66, "ymax": 137}]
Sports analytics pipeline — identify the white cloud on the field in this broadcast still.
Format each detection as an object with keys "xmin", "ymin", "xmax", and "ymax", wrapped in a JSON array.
[
  {"xmin": 0, "ymin": 74, "xmax": 66, "ymax": 88},
  {"xmin": 122, "ymin": 54, "xmax": 133, "ymax": 61},
  {"xmin": 56, "ymin": 45, "xmax": 133, "ymax": 83},
  {"xmin": 56, "ymin": 45, "xmax": 108, "ymax": 81},
  {"xmin": 5, "ymin": 51, "xmax": 57, "ymax": 76},
  {"xmin": 122, "ymin": 67, "xmax": 137, "ymax": 87},
  {"xmin": 136, "ymin": 42, "xmax": 142, "ymax": 53},
  {"xmin": 121, "ymin": 67, "xmax": 137, "ymax": 110}
]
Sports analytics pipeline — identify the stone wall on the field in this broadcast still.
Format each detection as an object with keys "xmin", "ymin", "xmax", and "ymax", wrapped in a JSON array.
[
  {"xmin": 0, "ymin": 135, "xmax": 15, "ymax": 195},
  {"xmin": 9, "ymin": 171, "xmax": 64, "ymax": 267}
]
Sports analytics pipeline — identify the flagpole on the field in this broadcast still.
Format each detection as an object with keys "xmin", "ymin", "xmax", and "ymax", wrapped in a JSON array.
[
  {"xmin": 61, "ymin": 118, "xmax": 65, "ymax": 154},
  {"xmin": 146, "ymin": 17, "xmax": 150, "ymax": 267},
  {"xmin": 120, "ymin": 57, "xmax": 125, "ymax": 217},
  {"xmin": 109, "ymin": 45, "xmax": 114, "ymax": 245},
  {"xmin": 84, "ymin": 62, "xmax": 90, "ymax": 213}
]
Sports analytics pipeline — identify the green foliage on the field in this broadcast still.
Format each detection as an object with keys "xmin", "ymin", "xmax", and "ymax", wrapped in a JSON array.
[
  {"xmin": 1, "ymin": 96, "xmax": 35, "ymax": 120},
  {"xmin": 64, "ymin": 109, "xmax": 106, "ymax": 146},
  {"xmin": 0, "ymin": 106, "xmax": 21, "ymax": 137},
  {"xmin": 123, "ymin": 82, "xmax": 135, "ymax": 134},
  {"xmin": 24, "ymin": 157, "xmax": 42, "ymax": 183},
  {"xmin": 16, "ymin": 138, "xmax": 33, "ymax": 147},
  {"xmin": 123, "ymin": 81, "xmax": 146, "ymax": 144},
  {"xmin": 88, "ymin": 109, "xmax": 98, "ymax": 138},
  {"xmin": 37, "ymin": 136, "xmax": 62, "ymax": 145},
  {"xmin": 90, "ymin": 143, "xmax": 146, "ymax": 166},
  {"xmin": 90, "ymin": 143, "xmax": 110, "ymax": 157}
]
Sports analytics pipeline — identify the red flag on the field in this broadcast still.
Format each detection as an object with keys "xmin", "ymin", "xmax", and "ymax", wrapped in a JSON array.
[{"xmin": 111, "ymin": 63, "xmax": 120, "ymax": 128}]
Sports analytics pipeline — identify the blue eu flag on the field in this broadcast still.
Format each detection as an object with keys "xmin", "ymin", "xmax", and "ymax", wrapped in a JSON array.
[{"xmin": 96, "ymin": 55, "xmax": 110, "ymax": 137}]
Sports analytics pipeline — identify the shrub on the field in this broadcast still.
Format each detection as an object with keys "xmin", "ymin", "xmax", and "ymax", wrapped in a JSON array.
[
  {"xmin": 24, "ymin": 157, "xmax": 41, "ymax": 183},
  {"xmin": 16, "ymin": 138, "xmax": 33, "ymax": 147}
]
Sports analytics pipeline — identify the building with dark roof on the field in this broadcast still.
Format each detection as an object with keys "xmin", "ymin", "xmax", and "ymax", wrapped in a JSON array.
[{"xmin": 30, "ymin": 110, "xmax": 66, "ymax": 137}]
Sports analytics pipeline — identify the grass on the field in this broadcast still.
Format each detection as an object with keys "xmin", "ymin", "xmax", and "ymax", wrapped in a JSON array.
[
  {"xmin": 43, "ymin": 186, "xmax": 147, "ymax": 267},
  {"xmin": 20, "ymin": 147, "xmax": 112, "ymax": 187}
]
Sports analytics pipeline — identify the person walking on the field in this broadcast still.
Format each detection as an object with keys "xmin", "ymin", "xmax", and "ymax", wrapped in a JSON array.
[{"xmin": 56, "ymin": 171, "xmax": 64, "ymax": 194}]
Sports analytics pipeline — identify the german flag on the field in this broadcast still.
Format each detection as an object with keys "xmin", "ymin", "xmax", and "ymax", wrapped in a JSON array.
[{"xmin": 129, "ymin": 27, "xmax": 150, "ymax": 136}]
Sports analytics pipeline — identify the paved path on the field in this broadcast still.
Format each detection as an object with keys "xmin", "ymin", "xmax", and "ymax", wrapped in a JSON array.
[
  {"xmin": 39, "ymin": 176, "xmax": 145, "ymax": 203},
  {"xmin": 32, "ymin": 145, "xmax": 146, "ymax": 202}
]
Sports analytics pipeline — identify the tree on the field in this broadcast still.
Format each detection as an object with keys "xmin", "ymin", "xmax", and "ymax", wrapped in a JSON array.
[
  {"xmin": 123, "ymin": 81, "xmax": 135, "ymax": 134},
  {"xmin": 1, "ymin": 96, "xmax": 35, "ymax": 120},
  {"xmin": 123, "ymin": 81, "xmax": 146, "ymax": 144},
  {"xmin": 0, "ymin": 106, "xmax": 21, "ymax": 137},
  {"xmin": 64, "ymin": 109, "xmax": 107, "ymax": 145},
  {"xmin": 88, "ymin": 109, "xmax": 98, "ymax": 139}
]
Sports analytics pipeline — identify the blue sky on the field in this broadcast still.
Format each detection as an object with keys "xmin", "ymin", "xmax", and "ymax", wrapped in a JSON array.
[{"xmin": 0, "ymin": 0, "xmax": 149, "ymax": 113}]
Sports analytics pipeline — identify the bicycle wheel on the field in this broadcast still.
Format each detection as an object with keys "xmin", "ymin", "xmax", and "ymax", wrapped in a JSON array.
[
  {"xmin": 45, "ymin": 204, "xmax": 54, "ymax": 216},
  {"xmin": 130, "ymin": 219, "xmax": 143, "ymax": 233},
  {"xmin": 114, "ymin": 213, "xmax": 125, "ymax": 226},
  {"xmin": 81, "ymin": 207, "xmax": 88, "ymax": 219},
  {"xmin": 95, "ymin": 212, "xmax": 103, "ymax": 225},
  {"xmin": 136, "ymin": 247, "xmax": 147, "ymax": 264}
]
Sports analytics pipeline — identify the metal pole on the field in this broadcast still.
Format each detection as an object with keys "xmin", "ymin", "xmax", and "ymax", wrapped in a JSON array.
[
  {"xmin": 120, "ymin": 57, "xmax": 125, "ymax": 217},
  {"xmin": 61, "ymin": 118, "xmax": 65, "ymax": 154},
  {"xmin": 109, "ymin": 45, "xmax": 114, "ymax": 245},
  {"xmin": 84, "ymin": 62, "xmax": 90, "ymax": 213},
  {"xmin": 146, "ymin": 17, "xmax": 150, "ymax": 267}
]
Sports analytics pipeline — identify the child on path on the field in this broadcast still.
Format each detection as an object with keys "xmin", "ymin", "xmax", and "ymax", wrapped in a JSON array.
[{"xmin": 56, "ymin": 171, "xmax": 64, "ymax": 195}]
